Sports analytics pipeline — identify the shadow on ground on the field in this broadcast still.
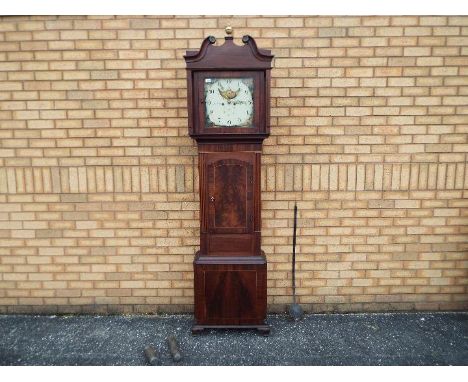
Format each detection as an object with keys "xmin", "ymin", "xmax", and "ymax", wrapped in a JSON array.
[{"xmin": 0, "ymin": 312, "xmax": 467, "ymax": 366}]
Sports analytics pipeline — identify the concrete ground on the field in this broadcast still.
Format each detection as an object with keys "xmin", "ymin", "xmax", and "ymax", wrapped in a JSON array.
[{"xmin": 0, "ymin": 312, "xmax": 466, "ymax": 366}]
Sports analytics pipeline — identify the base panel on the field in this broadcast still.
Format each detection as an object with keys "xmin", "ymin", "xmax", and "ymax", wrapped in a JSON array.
[{"xmin": 193, "ymin": 253, "xmax": 267, "ymax": 329}]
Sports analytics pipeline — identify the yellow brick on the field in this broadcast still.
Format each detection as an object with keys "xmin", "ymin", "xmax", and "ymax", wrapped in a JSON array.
[{"xmin": 0, "ymin": 15, "xmax": 466, "ymax": 314}]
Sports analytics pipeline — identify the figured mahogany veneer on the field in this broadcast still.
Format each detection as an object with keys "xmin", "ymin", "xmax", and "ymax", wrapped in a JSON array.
[
  {"xmin": 185, "ymin": 34, "xmax": 273, "ymax": 334},
  {"xmin": 193, "ymin": 252, "xmax": 267, "ymax": 328}
]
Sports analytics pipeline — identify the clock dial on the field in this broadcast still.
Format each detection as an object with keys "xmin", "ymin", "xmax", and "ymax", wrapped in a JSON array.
[{"xmin": 204, "ymin": 78, "xmax": 254, "ymax": 128}]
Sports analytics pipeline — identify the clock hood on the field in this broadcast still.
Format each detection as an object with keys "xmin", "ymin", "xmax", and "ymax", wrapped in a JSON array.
[{"xmin": 184, "ymin": 34, "xmax": 273, "ymax": 141}]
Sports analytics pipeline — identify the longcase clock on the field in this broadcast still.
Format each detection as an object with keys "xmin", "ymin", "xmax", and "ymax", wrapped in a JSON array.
[{"xmin": 184, "ymin": 28, "xmax": 273, "ymax": 334}]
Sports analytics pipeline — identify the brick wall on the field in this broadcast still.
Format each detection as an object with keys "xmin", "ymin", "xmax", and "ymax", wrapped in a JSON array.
[{"xmin": 0, "ymin": 15, "xmax": 467, "ymax": 314}]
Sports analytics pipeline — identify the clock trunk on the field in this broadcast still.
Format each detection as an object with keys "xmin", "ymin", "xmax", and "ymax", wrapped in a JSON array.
[{"xmin": 200, "ymin": 151, "xmax": 259, "ymax": 257}]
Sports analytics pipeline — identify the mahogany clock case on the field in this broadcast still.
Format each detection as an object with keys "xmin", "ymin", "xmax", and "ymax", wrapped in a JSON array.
[{"xmin": 184, "ymin": 35, "xmax": 273, "ymax": 333}]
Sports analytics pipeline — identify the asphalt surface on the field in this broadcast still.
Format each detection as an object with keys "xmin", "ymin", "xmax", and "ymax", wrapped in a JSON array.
[{"xmin": 0, "ymin": 312, "xmax": 467, "ymax": 366}]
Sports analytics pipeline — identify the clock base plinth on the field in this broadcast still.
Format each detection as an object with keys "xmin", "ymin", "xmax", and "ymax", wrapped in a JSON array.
[
  {"xmin": 192, "ymin": 324, "xmax": 270, "ymax": 336},
  {"xmin": 193, "ymin": 252, "xmax": 268, "ymax": 333}
]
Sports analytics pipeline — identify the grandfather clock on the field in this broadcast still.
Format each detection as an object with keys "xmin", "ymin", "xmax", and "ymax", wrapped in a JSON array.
[{"xmin": 184, "ymin": 27, "xmax": 273, "ymax": 334}]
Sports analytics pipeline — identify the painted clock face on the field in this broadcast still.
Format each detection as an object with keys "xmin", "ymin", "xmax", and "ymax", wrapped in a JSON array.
[{"xmin": 204, "ymin": 78, "xmax": 254, "ymax": 128}]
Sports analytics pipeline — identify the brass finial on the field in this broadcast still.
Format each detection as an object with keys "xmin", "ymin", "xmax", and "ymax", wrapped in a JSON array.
[{"xmin": 225, "ymin": 26, "xmax": 233, "ymax": 35}]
